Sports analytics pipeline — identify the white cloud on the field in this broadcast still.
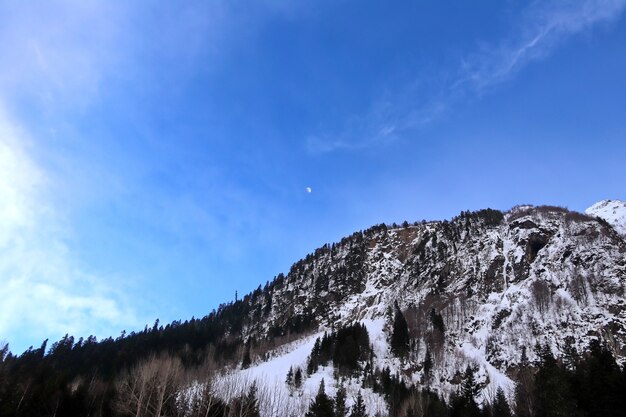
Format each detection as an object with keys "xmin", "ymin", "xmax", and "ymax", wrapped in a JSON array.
[
  {"xmin": 456, "ymin": 0, "xmax": 626, "ymax": 93},
  {"xmin": 305, "ymin": 100, "xmax": 405, "ymax": 154},
  {"xmin": 308, "ymin": 0, "xmax": 626, "ymax": 154},
  {"xmin": 0, "ymin": 106, "xmax": 141, "ymax": 353},
  {"xmin": 0, "ymin": 1, "xmax": 338, "ymax": 352},
  {"xmin": 0, "ymin": 2, "xmax": 128, "ymax": 110},
  {"xmin": 0, "ymin": 2, "xmax": 234, "ymax": 113}
]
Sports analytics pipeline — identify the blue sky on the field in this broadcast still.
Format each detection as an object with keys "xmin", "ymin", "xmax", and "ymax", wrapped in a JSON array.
[{"xmin": 1, "ymin": 0, "xmax": 625, "ymax": 353}]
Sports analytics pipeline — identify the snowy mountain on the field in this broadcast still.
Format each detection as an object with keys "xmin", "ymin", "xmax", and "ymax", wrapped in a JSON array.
[
  {"xmin": 586, "ymin": 199, "xmax": 626, "ymax": 237},
  {"xmin": 221, "ymin": 203, "xmax": 626, "ymax": 412},
  {"xmin": 3, "ymin": 202, "xmax": 625, "ymax": 416}
]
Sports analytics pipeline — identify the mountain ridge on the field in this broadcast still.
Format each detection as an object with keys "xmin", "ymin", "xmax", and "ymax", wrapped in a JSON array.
[
  {"xmin": 586, "ymin": 199, "xmax": 626, "ymax": 236},
  {"xmin": 2, "ymin": 200, "xmax": 625, "ymax": 416},
  {"xmin": 230, "ymin": 201, "xmax": 626, "ymax": 406}
]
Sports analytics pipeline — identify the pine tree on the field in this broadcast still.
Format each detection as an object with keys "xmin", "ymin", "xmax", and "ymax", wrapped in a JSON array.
[
  {"xmin": 319, "ymin": 332, "xmax": 333, "ymax": 364},
  {"xmin": 390, "ymin": 302, "xmax": 410, "ymax": 358},
  {"xmin": 306, "ymin": 379, "xmax": 335, "ymax": 417},
  {"xmin": 334, "ymin": 384, "xmax": 347, "ymax": 417},
  {"xmin": 286, "ymin": 366, "xmax": 294, "ymax": 386},
  {"xmin": 308, "ymin": 356, "xmax": 319, "ymax": 376},
  {"xmin": 573, "ymin": 339, "xmax": 626, "ymax": 417},
  {"xmin": 294, "ymin": 367, "xmax": 303, "ymax": 389},
  {"xmin": 312, "ymin": 337, "xmax": 321, "ymax": 357},
  {"xmin": 514, "ymin": 346, "xmax": 535, "ymax": 417},
  {"xmin": 461, "ymin": 366, "xmax": 480, "ymax": 403},
  {"xmin": 492, "ymin": 387, "xmax": 512, "ymax": 417},
  {"xmin": 308, "ymin": 338, "xmax": 321, "ymax": 375},
  {"xmin": 349, "ymin": 391, "xmax": 367, "ymax": 417},
  {"xmin": 241, "ymin": 342, "xmax": 251, "ymax": 369},
  {"xmin": 452, "ymin": 365, "xmax": 480, "ymax": 417},
  {"xmin": 535, "ymin": 344, "xmax": 575, "ymax": 417},
  {"xmin": 562, "ymin": 336, "xmax": 579, "ymax": 370}
]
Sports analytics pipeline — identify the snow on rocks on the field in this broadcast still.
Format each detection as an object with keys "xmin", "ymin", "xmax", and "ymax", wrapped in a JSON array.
[
  {"xmin": 586, "ymin": 199, "xmax": 626, "ymax": 237},
  {"xmin": 230, "ymin": 203, "xmax": 626, "ymax": 409}
]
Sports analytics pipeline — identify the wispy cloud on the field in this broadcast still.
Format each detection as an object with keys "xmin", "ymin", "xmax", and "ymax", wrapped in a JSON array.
[
  {"xmin": 0, "ymin": 2, "xmax": 128, "ymax": 110},
  {"xmin": 307, "ymin": 0, "xmax": 626, "ymax": 154},
  {"xmin": 0, "ymin": 106, "xmax": 142, "ymax": 353},
  {"xmin": 0, "ymin": 1, "xmax": 314, "ymax": 351},
  {"xmin": 0, "ymin": 3, "xmax": 150, "ymax": 352},
  {"xmin": 306, "ymin": 99, "xmax": 423, "ymax": 154},
  {"xmin": 455, "ymin": 0, "xmax": 626, "ymax": 93}
]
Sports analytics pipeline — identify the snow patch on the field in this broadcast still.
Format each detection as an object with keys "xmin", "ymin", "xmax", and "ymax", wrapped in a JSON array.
[
  {"xmin": 213, "ymin": 330, "xmax": 387, "ymax": 416},
  {"xmin": 586, "ymin": 199, "xmax": 626, "ymax": 236}
]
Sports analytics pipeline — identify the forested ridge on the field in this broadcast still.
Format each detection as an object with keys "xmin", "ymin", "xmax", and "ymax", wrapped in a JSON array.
[
  {"xmin": 2, "ymin": 206, "xmax": 626, "ymax": 416},
  {"xmin": 1, "ymin": 315, "xmax": 626, "ymax": 416}
]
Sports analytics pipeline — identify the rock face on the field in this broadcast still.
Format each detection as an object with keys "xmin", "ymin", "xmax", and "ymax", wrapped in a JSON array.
[
  {"xmin": 586, "ymin": 199, "xmax": 626, "ymax": 237},
  {"xmin": 240, "ymin": 203, "xmax": 626, "ymax": 397}
]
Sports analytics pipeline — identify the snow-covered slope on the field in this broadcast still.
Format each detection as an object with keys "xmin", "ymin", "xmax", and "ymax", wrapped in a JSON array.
[
  {"xmin": 214, "ymin": 332, "xmax": 387, "ymax": 416},
  {"xmin": 586, "ymin": 199, "xmax": 626, "ymax": 236},
  {"xmin": 213, "ymin": 204, "xmax": 626, "ymax": 412}
]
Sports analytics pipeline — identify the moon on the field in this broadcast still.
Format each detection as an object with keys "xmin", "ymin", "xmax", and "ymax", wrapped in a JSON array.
[{"xmin": 306, "ymin": 187, "xmax": 312, "ymax": 193}]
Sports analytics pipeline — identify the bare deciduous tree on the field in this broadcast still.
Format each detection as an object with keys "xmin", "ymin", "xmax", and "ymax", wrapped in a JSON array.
[{"xmin": 115, "ymin": 354, "xmax": 184, "ymax": 417}]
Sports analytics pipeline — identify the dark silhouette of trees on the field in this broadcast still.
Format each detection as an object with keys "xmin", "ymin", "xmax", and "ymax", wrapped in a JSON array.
[
  {"xmin": 308, "ymin": 324, "xmax": 371, "ymax": 376},
  {"xmin": 241, "ymin": 342, "xmax": 252, "ymax": 369},
  {"xmin": 334, "ymin": 384, "xmax": 347, "ymax": 417},
  {"xmin": 1, "ymin": 216, "xmax": 626, "ymax": 417},
  {"xmin": 294, "ymin": 367, "xmax": 303, "ymax": 389},
  {"xmin": 514, "ymin": 346, "xmax": 535, "ymax": 417},
  {"xmin": 571, "ymin": 339, "xmax": 625, "ymax": 417},
  {"xmin": 349, "ymin": 391, "xmax": 367, "ymax": 417},
  {"xmin": 534, "ymin": 344, "xmax": 576, "ymax": 417},
  {"xmin": 451, "ymin": 366, "xmax": 481, "ymax": 417},
  {"xmin": 306, "ymin": 379, "xmax": 335, "ymax": 417},
  {"xmin": 391, "ymin": 303, "xmax": 410, "ymax": 358},
  {"xmin": 491, "ymin": 387, "xmax": 511, "ymax": 417}
]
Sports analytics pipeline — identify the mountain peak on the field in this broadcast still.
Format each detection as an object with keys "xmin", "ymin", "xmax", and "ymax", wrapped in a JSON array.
[{"xmin": 585, "ymin": 199, "xmax": 626, "ymax": 236}]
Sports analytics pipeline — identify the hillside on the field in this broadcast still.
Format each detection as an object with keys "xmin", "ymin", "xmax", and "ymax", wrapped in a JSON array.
[
  {"xmin": 1, "ymin": 201, "xmax": 625, "ymax": 417},
  {"xmin": 230, "ymin": 202, "xmax": 626, "ymax": 410}
]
